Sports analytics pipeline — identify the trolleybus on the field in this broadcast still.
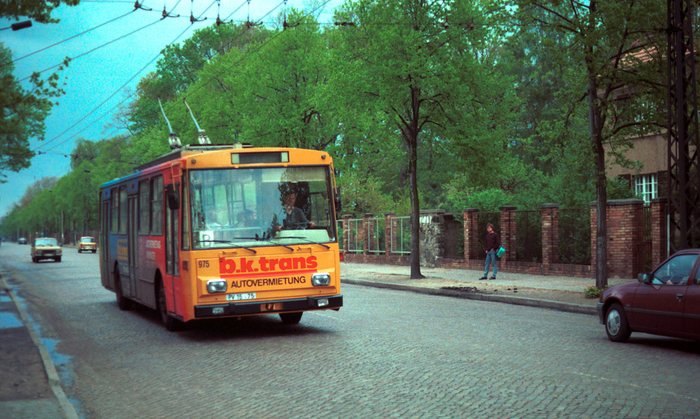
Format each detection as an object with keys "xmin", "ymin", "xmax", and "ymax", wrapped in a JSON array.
[{"xmin": 99, "ymin": 144, "xmax": 342, "ymax": 330}]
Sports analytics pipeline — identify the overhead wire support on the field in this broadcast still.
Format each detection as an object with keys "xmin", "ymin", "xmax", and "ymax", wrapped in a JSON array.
[
  {"xmin": 162, "ymin": 0, "xmax": 183, "ymax": 19},
  {"xmin": 189, "ymin": 0, "xmax": 207, "ymax": 23},
  {"xmin": 134, "ymin": 0, "xmax": 153, "ymax": 11}
]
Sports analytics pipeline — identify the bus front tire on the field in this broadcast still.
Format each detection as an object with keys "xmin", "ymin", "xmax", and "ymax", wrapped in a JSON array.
[
  {"xmin": 279, "ymin": 312, "xmax": 303, "ymax": 325},
  {"xmin": 157, "ymin": 280, "xmax": 182, "ymax": 332}
]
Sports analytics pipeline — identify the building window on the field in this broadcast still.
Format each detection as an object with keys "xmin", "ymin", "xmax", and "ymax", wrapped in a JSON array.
[{"xmin": 634, "ymin": 173, "xmax": 658, "ymax": 205}]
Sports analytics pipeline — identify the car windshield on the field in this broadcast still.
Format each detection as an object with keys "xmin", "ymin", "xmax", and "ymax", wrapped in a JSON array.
[
  {"xmin": 80, "ymin": 237, "xmax": 95, "ymax": 243},
  {"xmin": 35, "ymin": 238, "xmax": 58, "ymax": 246},
  {"xmin": 189, "ymin": 166, "xmax": 336, "ymax": 250}
]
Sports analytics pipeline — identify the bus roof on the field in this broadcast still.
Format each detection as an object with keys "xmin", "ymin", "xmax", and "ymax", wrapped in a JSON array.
[{"xmin": 99, "ymin": 144, "xmax": 332, "ymax": 190}]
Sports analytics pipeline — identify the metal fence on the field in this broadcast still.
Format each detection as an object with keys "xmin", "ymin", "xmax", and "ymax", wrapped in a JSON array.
[
  {"xmin": 390, "ymin": 215, "xmax": 411, "ymax": 255},
  {"xmin": 514, "ymin": 210, "xmax": 542, "ymax": 262},
  {"xmin": 367, "ymin": 217, "xmax": 386, "ymax": 254},
  {"xmin": 345, "ymin": 218, "xmax": 363, "ymax": 254},
  {"xmin": 558, "ymin": 208, "xmax": 591, "ymax": 265}
]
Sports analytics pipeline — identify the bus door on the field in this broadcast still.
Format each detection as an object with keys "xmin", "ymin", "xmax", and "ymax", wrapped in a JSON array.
[
  {"xmin": 100, "ymin": 199, "xmax": 110, "ymax": 288},
  {"xmin": 165, "ymin": 182, "xmax": 180, "ymax": 311},
  {"xmin": 126, "ymin": 194, "xmax": 138, "ymax": 298}
]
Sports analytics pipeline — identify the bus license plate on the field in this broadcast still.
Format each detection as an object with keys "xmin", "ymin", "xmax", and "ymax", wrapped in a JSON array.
[{"xmin": 227, "ymin": 292, "xmax": 256, "ymax": 301}]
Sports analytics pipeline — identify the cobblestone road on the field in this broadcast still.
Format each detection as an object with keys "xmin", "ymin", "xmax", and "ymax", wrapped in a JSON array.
[{"xmin": 3, "ymin": 244, "xmax": 700, "ymax": 418}]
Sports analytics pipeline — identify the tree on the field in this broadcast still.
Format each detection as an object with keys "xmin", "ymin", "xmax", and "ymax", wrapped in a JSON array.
[
  {"xmin": 0, "ymin": 46, "xmax": 57, "ymax": 182},
  {"xmin": 330, "ymin": 0, "xmax": 510, "ymax": 278},
  {"xmin": 1, "ymin": 1, "xmax": 74, "ymax": 182},
  {"xmin": 519, "ymin": 0, "xmax": 665, "ymax": 288}
]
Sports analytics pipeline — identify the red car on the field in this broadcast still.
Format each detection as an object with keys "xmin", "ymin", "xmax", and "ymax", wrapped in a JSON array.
[{"xmin": 598, "ymin": 249, "xmax": 700, "ymax": 342}]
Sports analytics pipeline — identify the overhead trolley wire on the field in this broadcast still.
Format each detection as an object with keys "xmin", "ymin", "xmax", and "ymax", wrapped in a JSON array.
[
  {"xmin": 18, "ymin": 17, "xmax": 164, "ymax": 82},
  {"xmin": 37, "ymin": 1, "xmax": 217, "ymax": 153},
  {"xmin": 38, "ymin": 0, "xmax": 331, "ymax": 154},
  {"xmin": 7, "ymin": 9, "xmax": 138, "ymax": 66}
]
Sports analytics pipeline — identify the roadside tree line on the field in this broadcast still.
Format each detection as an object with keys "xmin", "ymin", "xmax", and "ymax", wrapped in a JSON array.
[{"xmin": 1, "ymin": 0, "xmax": 673, "ymax": 285}]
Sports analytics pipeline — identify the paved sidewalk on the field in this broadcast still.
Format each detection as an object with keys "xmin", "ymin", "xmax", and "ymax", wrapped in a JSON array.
[
  {"xmin": 0, "ymin": 274, "xmax": 78, "ymax": 419},
  {"xmin": 340, "ymin": 262, "xmax": 635, "ymax": 315}
]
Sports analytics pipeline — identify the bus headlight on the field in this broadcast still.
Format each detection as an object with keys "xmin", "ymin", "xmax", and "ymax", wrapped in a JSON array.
[
  {"xmin": 311, "ymin": 273, "xmax": 331, "ymax": 286},
  {"xmin": 206, "ymin": 279, "xmax": 227, "ymax": 293}
]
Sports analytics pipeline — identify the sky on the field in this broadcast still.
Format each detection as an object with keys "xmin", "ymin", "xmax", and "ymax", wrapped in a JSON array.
[{"xmin": 0, "ymin": 0, "xmax": 342, "ymax": 217}]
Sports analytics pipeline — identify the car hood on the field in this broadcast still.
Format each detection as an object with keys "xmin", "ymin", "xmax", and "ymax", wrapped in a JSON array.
[{"xmin": 602, "ymin": 281, "xmax": 640, "ymax": 301}]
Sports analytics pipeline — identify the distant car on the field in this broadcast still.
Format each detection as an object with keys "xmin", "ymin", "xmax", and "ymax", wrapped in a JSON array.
[
  {"xmin": 18, "ymin": 237, "xmax": 27, "ymax": 245},
  {"xmin": 77, "ymin": 236, "xmax": 97, "ymax": 253},
  {"xmin": 598, "ymin": 249, "xmax": 700, "ymax": 342},
  {"xmin": 31, "ymin": 237, "xmax": 62, "ymax": 263}
]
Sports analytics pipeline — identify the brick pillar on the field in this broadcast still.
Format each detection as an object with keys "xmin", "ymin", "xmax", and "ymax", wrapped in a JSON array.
[
  {"xmin": 651, "ymin": 198, "xmax": 668, "ymax": 266},
  {"xmin": 384, "ymin": 213, "xmax": 394, "ymax": 256},
  {"xmin": 591, "ymin": 199, "xmax": 645, "ymax": 279},
  {"xmin": 463, "ymin": 209, "xmax": 479, "ymax": 261},
  {"xmin": 499, "ymin": 206, "xmax": 517, "ymax": 266},
  {"xmin": 541, "ymin": 204, "xmax": 559, "ymax": 270}
]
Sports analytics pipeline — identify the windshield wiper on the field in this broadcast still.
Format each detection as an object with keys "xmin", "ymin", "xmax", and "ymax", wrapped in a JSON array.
[
  {"xmin": 274, "ymin": 236, "xmax": 331, "ymax": 250},
  {"xmin": 229, "ymin": 236, "xmax": 295, "ymax": 252},
  {"xmin": 196, "ymin": 239, "xmax": 257, "ymax": 254}
]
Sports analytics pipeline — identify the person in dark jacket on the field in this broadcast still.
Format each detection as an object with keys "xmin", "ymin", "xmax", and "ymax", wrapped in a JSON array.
[{"xmin": 480, "ymin": 223, "xmax": 501, "ymax": 280}]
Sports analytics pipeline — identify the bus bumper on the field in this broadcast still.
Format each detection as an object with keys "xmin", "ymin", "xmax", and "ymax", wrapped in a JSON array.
[{"xmin": 194, "ymin": 295, "xmax": 343, "ymax": 318}]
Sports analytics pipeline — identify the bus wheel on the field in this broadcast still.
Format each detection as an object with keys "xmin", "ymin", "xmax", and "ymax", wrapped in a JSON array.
[
  {"xmin": 157, "ymin": 280, "xmax": 181, "ymax": 332},
  {"xmin": 279, "ymin": 312, "xmax": 303, "ymax": 325},
  {"xmin": 114, "ymin": 270, "xmax": 132, "ymax": 311}
]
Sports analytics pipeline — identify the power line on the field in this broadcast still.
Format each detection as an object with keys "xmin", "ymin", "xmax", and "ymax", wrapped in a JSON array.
[
  {"xmin": 39, "ymin": 23, "xmax": 195, "ymax": 152},
  {"xmin": 7, "ymin": 9, "xmax": 137, "ymax": 66},
  {"xmin": 38, "ymin": 1, "xmax": 221, "ymax": 153},
  {"xmin": 38, "ymin": 0, "xmax": 333, "ymax": 154},
  {"xmin": 18, "ymin": 17, "xmax": 163, "ymax": 82}
]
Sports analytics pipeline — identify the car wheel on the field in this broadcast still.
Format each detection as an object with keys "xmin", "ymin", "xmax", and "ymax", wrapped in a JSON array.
[
  {"xmin": 114, "ymin": 270, "xmax": 132, "ymax": 311},
  {"xmin": 92, "ymin": 250, "xmax": 96, "ymax": 253},
  {"xmin": 77, "ymin": 249, "xmax": 81, "ymax": 253},
  {"xmin": 55, "ymin": 257, "xmax": 61, "ymax": 262},
  {"xmin": 279, "ymin": 312, "xmax": 303, "ymax": 325},
  {"xmin": 157, "ymin": 280, "xmax": 181, "ymax": 331},
  {"xmin": 605, "ymin": 303, "xmax": 631, "ymax": 342},
  {"xmin": 32, "ymin": 257, "xmax": 37, "ymax": 263}
]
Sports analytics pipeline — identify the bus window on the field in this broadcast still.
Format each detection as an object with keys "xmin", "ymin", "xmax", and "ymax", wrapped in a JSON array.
[{"xmin": 189, "ymin": 166, "xmax": 335, "ymax": 249}]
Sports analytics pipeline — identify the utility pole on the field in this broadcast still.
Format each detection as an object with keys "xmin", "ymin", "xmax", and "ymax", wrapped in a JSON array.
[{"xmin": 667, "ymin": 0, "xmax": 700, "ymax": 251}]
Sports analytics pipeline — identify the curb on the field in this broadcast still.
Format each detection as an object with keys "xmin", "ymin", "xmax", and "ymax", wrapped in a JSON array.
[
  {"xmin": 343, "ymin": 278, "xmax": 597, "ymax": 316},
  {"xmin": 0, "ymin": 275, "xmax": 80, "ymax": 419}
]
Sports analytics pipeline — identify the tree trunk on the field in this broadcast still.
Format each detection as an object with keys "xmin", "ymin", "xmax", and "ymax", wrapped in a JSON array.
[
  {"xmin": 408, "ymin": 135, "xmax": 424, "ymax": 279},
  {"xmin": 586, "ymin": 27, "xmax": 608, "ymax": 289}
]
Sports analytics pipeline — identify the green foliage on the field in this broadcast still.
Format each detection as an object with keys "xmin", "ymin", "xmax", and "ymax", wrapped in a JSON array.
[
  {"xmin": 584, "ymin": 286, "xmax": 604, "ymax": 299},
  {"xmin": 1, "ymin": 0, "xmax": 671, "ymax": 255}
]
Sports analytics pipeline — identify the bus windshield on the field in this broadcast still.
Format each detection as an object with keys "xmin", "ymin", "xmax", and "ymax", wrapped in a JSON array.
[{"xmin": 189, "ymin": 166, "xmax": 336, "ymax": 250}]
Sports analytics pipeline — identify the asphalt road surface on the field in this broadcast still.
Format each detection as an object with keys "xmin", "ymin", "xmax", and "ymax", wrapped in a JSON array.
[{"xmin": 1, "ymin": 242, "xmax": 699, "ymax": 418}]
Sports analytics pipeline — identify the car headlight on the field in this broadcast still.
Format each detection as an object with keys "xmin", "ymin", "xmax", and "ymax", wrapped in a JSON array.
[
  {"xmin": 206, "ymin": 279, "xmax": 227, "ymax": 293},
  {"xmin": 311, "ymin": 273, "xmax": 331, "ymax": 286}
]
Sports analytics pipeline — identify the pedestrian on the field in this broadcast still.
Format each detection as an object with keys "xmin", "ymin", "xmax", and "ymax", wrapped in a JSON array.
[{"xmin": 480, "ymin": 223, "xmax": 500, "ymax": 280}]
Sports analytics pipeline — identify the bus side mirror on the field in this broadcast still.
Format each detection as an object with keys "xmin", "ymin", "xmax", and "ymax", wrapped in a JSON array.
[
  {"xmin": 166, "ymin": 184, "xmax": 180, "ymax": 210},
  {"xmin": 335, "ymin": 187, "xmax": 342, "ymax": 213}
]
